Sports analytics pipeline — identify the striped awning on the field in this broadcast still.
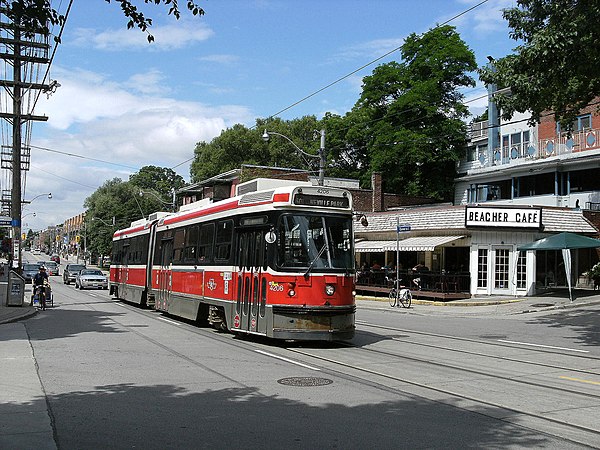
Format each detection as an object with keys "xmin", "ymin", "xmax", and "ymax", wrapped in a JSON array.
[{"xmin": 355, "ymin": 236, "xmax": 464, "ymax": 253}]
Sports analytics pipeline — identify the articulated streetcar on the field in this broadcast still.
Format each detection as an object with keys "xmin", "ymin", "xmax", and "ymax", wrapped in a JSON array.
[{"xmin": 110, "ymin": 181, "xmax": 356, "ymax": 340}]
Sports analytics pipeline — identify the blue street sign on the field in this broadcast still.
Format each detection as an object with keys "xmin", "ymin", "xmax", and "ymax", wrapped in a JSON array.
[
  {"xmin": 397, "ymin": 224, "xmax": 411, "ymax": 233},
  {"xmin": 0, "ymin": 218, "xmax": 12, "ymax": 227}
]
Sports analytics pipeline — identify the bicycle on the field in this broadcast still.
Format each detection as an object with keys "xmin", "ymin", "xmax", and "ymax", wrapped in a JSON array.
[
  {"xmin": 388, "ymin": 278, "xmax": 412, "ymax": 308},
  {"xmin": 32, "ymin": 282, "xmax": 50, "ymax": 311}
]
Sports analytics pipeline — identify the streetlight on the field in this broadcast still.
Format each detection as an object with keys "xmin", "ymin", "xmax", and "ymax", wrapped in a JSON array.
[
  {"xmin": 139, "ymin": 188, "xmax": 176, "ymax": 212},
  {"xmin": 22, "ymin": 192, "xmax": 52, "ymax": 204},
  {"xmin": 262, "ymin": 129, "xmax": 326, "ymax": 186}
]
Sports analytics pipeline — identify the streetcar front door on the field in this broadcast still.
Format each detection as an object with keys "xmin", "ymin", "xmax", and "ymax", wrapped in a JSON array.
[
  {"xmin": 156, "ymin": 238, "xmax": 173, "ymax": 311},
  {"xmin": 235, "ymin": 230, "xmax": 268, "ymax": 335}
]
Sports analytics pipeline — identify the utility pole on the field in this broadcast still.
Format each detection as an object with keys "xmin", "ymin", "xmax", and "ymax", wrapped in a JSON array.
[{"xmin": 0, "ymin": 11, "xmax": 50, "ymax": 270}]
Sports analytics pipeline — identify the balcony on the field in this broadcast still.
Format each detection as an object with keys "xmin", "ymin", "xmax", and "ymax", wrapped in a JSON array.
[{"xmin": 460, "ymin": 127, "xmax": 600, "ymax": 173}]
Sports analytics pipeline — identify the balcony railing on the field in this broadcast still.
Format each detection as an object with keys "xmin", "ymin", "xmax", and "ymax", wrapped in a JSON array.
[{"xmin": 464, "ymin": 127, "xmax": 600, "ymax": 170}]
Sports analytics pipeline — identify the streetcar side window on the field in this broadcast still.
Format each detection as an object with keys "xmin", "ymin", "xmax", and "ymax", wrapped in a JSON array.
[
  {"xmin": 215, "ymin": 220, "xmax": 233, "ymax": 262},
  {"xmin": 198, "ymin": 223, "xmax": 215, "ymax": 263},
  {"xmin": 184, "ymin": 225, "xmax": 199, "ymax": 264},
  {"xmin": 153, "ymin": 232, "xmax": 163, "ymax": 265},
  {"xmin": 173, "ymin": 228, "xmax": 186, "ymax": 265}
]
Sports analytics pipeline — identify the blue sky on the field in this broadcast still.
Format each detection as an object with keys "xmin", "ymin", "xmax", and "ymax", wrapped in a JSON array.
[{"xmin": 18, "ymin": 0, "xmax": 516, "ymax": 232}]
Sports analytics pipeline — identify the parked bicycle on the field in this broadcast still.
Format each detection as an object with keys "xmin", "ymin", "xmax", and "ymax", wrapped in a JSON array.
[{"xmin": 388, "ymin": 278, "xmax": 412, "ymax": 308}]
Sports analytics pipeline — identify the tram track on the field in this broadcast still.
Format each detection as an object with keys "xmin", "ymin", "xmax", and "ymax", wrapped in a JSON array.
[
  {"xmin": 59, "ymin": 290, "xmax": 600, "ymax": 447},
  {"xmin": 356, "ymin": 320, "xmax": 600, "ymax": 378}
]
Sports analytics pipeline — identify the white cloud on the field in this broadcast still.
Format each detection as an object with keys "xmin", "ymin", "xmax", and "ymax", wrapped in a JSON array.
[
  {"xmin": 198, "ymin": 54, "xmax": 240, "ymax": 65},
  {"xmin": 72, "ymin": 20, "xmax": 214, "ymax": 51},
  {"xmin": 452, "ymin": 0, "xmax": 514, "ymax": 38},
  {"xmin": 333, "ymin": 38, "xmax": 405, "ymax": 63},
  {"xmin": 23, "ymin": 67, "xmax": 255, "ymax": 228}
]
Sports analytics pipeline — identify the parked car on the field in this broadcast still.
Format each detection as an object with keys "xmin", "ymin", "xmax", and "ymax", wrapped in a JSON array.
[
  {"xmin": 43, "ymin": 261, "xmax": 59, "ymax": 276},
  {"xmin": 63, "ymin": 264, "xmax": 86, "ymax": 285},
  {"xmin": 50, "ymin": 254, "xmax": 60, "ymax": 264},
  {"xmin": 22, "ymin": 263, "xmax": 40, "ymax": 284},
  {"xmin": 75, "ymin": 269, "xmax": 108, "ymax": 290}
]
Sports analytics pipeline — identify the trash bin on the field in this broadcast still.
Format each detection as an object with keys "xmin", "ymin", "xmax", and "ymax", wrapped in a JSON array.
[{"xmin": 7, "ymin": 271, "xmax": 25, "ymax": 306}]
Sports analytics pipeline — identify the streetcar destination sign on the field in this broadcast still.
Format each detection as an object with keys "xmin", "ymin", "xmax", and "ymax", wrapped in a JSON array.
[
  {"xmin": 465, "ymin": 206, "xmax": 542, "ymax": 229},
  {"xmin": 293, "ymin": 193, "xmax": 349, "ymax": 208}
]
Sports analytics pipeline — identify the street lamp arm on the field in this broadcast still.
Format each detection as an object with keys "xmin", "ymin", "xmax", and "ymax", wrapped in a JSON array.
[
  {"xmin": 262, "ymin": 130, "xmax": 319, "ymax": 159},
  {"xmin": 139, "ymin": 188, "xmax": 176, "ymax": 212},
  {"xmin": 91, "ymin": 216, "xmax": 116, "ymax": 227},
  {"xmin": 22, "ymin": 192, "xmax": 52, "ymax": 204},
  {"xmin": 262, "ymin": 129, "xmax": 326, "ymax": 186}
]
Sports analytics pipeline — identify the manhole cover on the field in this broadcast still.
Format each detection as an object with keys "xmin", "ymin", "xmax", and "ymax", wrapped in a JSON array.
[
  {"xmin": 277, "ymin": 377, "xmax": 333, "ymax": 387},
  {"xmin": 531, "ymin": 303, "xmax": 555, "ymax": 308}
]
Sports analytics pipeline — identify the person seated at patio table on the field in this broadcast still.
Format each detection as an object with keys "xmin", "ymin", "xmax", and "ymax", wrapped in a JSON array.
[{"xmin": 371, "ymin": 261, "xmax": 382, "ymax": 271}]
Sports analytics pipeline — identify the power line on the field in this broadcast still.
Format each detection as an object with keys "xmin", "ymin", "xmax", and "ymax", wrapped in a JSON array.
[
  {"xmin": 264, "ymin": 0, "xmax": 490, "ymax": 121},
  {"xmin": 30, "ymin": 144, "xmax": 139, "ymax": 169}
]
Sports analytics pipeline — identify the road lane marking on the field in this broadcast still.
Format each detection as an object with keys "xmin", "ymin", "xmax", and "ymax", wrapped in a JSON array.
[
  {"xmin": 254, "ymin": 350, "xmax": 321, "ymax": 371},
  {"xmin": 560, "ymin": 376, "xmax": 600, "ymax": 386},
  {"xmin": 158, "ymin": 317, "xmax": 181, "ymax": 326},
  {"xmin": 498, "ymin": 339, "xmax": 589, "ymax": 353}
]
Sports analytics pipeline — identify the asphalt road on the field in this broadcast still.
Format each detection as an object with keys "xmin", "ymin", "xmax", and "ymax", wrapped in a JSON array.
[{"xmin": 2, "ymin": 276, "xmax": 600, "ymax": 449}]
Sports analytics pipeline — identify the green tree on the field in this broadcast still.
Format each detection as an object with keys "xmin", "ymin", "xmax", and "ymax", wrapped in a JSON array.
[
  {"xmin": 343, "ymin": 25, "xmax": 476, "ymax": 199},
  {"xmin": 129, "ymin": 165, "xmax": 185, "ymax": 209},
  {"xmin": 190, "ymin": 116, "xmax": 325, "ymax": 183},
  {"xmin": 3, "ymin": 0, "xmax": 205, "ymax": 43},
  {"xmin": 84, "ymin": 178, "xmax": 145, "ymax": 258},
  {"xmin": 479, "ymin": 0, "xmax": 600, "ymax": 127}
]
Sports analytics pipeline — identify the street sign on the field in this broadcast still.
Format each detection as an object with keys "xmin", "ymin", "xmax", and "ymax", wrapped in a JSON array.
[
  {"xmin": 397, "ymin": 224, "xmax": 411, "ymax": 233},
  {"xmin": 0, "ymin": 218, "xmax": 12, "ymax": 227}
]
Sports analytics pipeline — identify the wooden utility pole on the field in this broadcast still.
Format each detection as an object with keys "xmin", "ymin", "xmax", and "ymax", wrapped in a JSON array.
[{"xmin": 0, "ymin": 11, "xmax": 50, "ymax": 270}]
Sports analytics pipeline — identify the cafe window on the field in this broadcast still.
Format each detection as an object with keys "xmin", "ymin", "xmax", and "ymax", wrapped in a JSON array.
[
  {"xmin": 477, "ymin": 248, "xmax": 488, "ymax": 288},
  {"xmin": 516, "ymin": 251, "xmax": 526, "ymax": 289}
]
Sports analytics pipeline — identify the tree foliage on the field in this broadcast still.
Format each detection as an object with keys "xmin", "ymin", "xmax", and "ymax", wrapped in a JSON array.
[
  {"xmin": 129, "ymin": 165, "xmax": 184, "ymax": 207},
  {"xmin": 479, "ymin": 0, "xmax": 600, "ymax": 127},
  {"xmin": 3, "ymin": 0, "xmax": 205, "ymax": 43},
  {"xmin": 190, "ymin": 117, "xmax": 325, "ymax": 183},
  {"xmin": 330, "ymin": 25, "xmax": 476, "ymax": 200},
  {"xmin": 84, "ymin": 166, "xmax": 181, "ymax": 256}
]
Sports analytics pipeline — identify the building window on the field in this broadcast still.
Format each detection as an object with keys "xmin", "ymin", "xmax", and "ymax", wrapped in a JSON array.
[
  {"xmin": 494, "ymin": 248, "xmax": 510, "ymax": 289},
  {"xmin": 557, "ymin": 114, "xmax": 592, "ymax": 134},
  {"xmin": 516, "ymin": 251, "xmax": 526, "ymax": 289},
  {"xmin": 477, "ymin": 248, "xmax": 488, "ymax": 288}
]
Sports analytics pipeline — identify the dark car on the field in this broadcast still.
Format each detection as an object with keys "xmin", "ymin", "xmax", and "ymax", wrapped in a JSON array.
[
  {"xmin": 63, "ymin": 264, "xmax": 86, "ymax": 285},
  {"xmin": 50, "ymin": 254, "xmax": 60, "ymax": 264},
  {"xmin": 22, "ymin": 263, "xmax": 40, "ymax": 284}
]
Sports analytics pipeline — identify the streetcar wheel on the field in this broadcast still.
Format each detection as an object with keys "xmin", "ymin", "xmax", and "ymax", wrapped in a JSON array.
[{"xmin": 388, "ymin": 289, "xmax": 397, "ymax": 307}]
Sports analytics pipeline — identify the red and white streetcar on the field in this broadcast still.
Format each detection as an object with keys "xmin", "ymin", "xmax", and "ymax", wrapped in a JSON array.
[{"xmin": 110, "ymin": 180, "xmax": 356, "ymax": 340}]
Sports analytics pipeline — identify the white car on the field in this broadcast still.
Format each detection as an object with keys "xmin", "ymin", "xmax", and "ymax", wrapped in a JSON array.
[{"xmin": 75, "ymin": 269, "xmax": 108, "ymax": 290}]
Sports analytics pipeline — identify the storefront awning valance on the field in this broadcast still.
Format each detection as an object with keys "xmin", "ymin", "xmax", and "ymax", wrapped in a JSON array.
[
  {"xmin": 355, "ymin": 240, "xmax": 396, "ymax": 253},
  {"xmin": 355, "ymin": 236, "xmax": 464, "ymax": 253}
]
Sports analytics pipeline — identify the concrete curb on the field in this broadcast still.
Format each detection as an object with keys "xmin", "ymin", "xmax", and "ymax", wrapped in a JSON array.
[
  {"xmin": 356, "ymin": 295, "xmax": 524, "ymax": 307},
  {"xmin": 0, "ymin": 305, "xmax": 37, "ymax": 325}
]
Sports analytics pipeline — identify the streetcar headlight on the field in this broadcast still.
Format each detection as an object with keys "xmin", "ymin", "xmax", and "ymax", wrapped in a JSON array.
[
  {"xmin": 325, "ymin": 284, "xmax": 335, "ymax": 296},
  {"xmin": 288, "ymin": 289, "xmax": 296, "ymax": 297}
]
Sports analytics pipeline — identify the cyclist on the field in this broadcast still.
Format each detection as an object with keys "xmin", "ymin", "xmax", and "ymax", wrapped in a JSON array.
[{"xmin": 32, "ymin": 265, "xmax": 49, "ymax": 310}]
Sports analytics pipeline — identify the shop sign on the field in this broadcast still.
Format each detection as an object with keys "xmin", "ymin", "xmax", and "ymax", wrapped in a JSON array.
[{"xmin": 465, "ymin": 206, "xmax": 542, "ymax": 229}]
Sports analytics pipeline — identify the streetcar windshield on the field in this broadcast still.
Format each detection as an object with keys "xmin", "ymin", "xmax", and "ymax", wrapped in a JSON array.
[{"xmin": 277, "ymin": 214, "xmax": 353, "ymax": 270}]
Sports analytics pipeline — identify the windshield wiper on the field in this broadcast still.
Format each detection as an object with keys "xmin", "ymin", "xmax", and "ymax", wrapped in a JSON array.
[{"xmin": 304, "ymin": 243, "xmax": 328, "ymax": 278}]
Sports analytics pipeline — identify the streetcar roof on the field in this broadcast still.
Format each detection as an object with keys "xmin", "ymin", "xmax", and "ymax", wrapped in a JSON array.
[{"xmin": 113, "ymin": 184, "xmax": 352, "ymax": 238}]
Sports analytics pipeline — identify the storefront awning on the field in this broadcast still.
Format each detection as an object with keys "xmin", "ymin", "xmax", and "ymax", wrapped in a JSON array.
[{"xmin": 355, "ymin": 236, "xmax": 464, "ymax": 253}]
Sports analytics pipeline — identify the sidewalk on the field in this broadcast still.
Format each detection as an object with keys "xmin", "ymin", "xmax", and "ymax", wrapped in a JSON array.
[{"xmin": 357, "ymin": 288, "xmax": 600, "ymax": 315}]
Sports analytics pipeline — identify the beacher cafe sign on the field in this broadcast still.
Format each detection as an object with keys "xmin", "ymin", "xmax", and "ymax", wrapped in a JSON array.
[{"xmin": 465, "ymin": 206, "xmax": 542, "ymax": 229}]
